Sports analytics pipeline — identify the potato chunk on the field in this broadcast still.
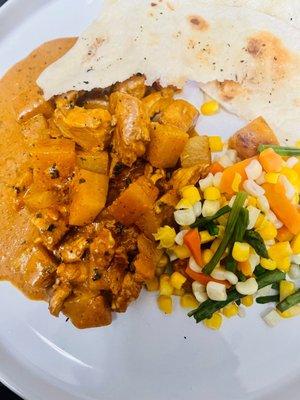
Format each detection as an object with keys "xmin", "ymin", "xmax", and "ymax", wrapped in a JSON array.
[
  {"xmin": 180, "ymin": 136, "xmax": 211, "ymax": 167},
  {"xmin": 160, "ymin": 99, "xmax": 199, "ymax": 132},
  {"xmin": 229, "ymin": 117, "xmax": 279, "ymax": 159},
  {"xmin": 109, "ymin": 176, "xmax": 160, "ymax": 237},
  {"xmin": 69, "ymin": 169, "xmax": 109, "ymax": 226},
  {"xmin": 76, "ymin": 151, "xmax": 109, "ymax": 174},
  {"xmin": 147, "ymin": 123, "xmax": 189, "ymax": 168}
]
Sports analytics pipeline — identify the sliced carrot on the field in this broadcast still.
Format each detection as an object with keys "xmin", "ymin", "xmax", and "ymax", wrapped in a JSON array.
[
  {"xmin": 183, "ymin": 229, "xmax": 203, "ymax": 266},
  {"xmin": 219, "ymin": 156, "xmax": 257, "ymax": 195},
  {"xmin": 263, "ymin": 182, "xmax": 300, "ymax": 235},
  {"xmin": 276, "ymin": 226, "xmax": 294, "ymax": 242},
  {"xmin": 259, "ymin": 148, "xmax": 283, "ymax": 173},
  {"xmin": 186, "ymin": 267, "xmax": 231, "ymax": 289},
  {"xmin": 210, "ymin": 161, "xmax": 224, "ymax": 174}
]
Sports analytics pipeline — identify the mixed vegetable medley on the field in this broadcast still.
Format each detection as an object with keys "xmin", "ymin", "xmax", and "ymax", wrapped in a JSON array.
[{"xmin": 152, "ymin": 119, "xmax": 300, "ymax": 330}]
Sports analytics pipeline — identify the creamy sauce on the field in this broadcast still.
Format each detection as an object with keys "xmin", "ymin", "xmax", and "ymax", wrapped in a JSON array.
[{"xmin": 0, "ymin": 38, "xmax": 76, "ymax": 300}]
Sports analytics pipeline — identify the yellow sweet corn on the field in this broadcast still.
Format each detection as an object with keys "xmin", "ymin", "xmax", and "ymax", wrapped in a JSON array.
[
  {"xmin": 176, "ymin": 198, "xmax": 193, "ymax": 209},
  {"xmin": 173, "ymin": 288, "xmax": 185, "ymax": 296},
  {"xmin": 269, "ymin": 242, "xmax": 293, "ymax": 261},
  {"xmin": 265, "ymin": 172, "xmax": 280, "ymax": 184},
  {"xmin": 296, "ymin": 140, "xmax": 300, "ymax": 148},
  {"xmin": 232, "ymin": 242, "xmax": 250, "ymax": 262},
  {"xmin": 204, "ymin": 186, "xmax": 221, "ymax": 201},
  {"xmin": 208, "ymin": 136, "xmax": 223, "ymax": 152},
  {"xmin": 247, "ymin": 196, "xmax": 257, "ymax": 207},
  {"xmin": 204, "ymin": 312, "xmax": 223, "ymax": 330},
  {"xmin": 200, "ymin": 230, "xmax": 215, "ymax": 244},
  {"xmin": 257, "ymin": 220, "xmax": 277, "ymax": 241},
  {"xmin": 291, "ymin": 233, "xmax": 300, "ymax": 254},
  {"xmin": 145, "ymin": 277, "xmax": 159, "ymax": 291},
  {"xmin": 180, "ymin": 294, "xmax": 199, "ymax": 309},
  {"xmin": 180, "ymin": 185, "xmax": 201, "ymax": 205},
  {"xmin": 172, "ymin": 245, "xmax": 191, "ymax": 259},
  {"xmin": 222, "ymin": 303, "xmax": 239, "ymax": 318},
  {"xmin": 157, "ymin": 295, "xmax": 172, "ymax": 314},
  {"xmin": 159, "ymin": 275, "xmax": 173, "ymax": 296},
  {"xmin": 170, "ymin": 271, "xmax": 187, "ymax": 290},
  {"xmin": 203, "ymin": 249, "xmax": 214, "ymax": 264},
  {"xmin": 154, "ymin": 226, "xmax": 176, "ymax": 249},
  {"xmin": 281, "ymin": 167, "xmax": 300, "ymax": 187},
  {"xmin": 232, "ymin": 173, "xmax": 242, "ymax": 193},
  {"xmin": 255, "ymin": 214, "xmax": 266, "ymax": 229},
  {"xmin": 277, "ymin": 257, "xmax": 291, "ymax": 273},
  {"xmin": 260, "ymin": 258, "xmax": 277, "ymax": 271},
  {"xmin": 241, "ymin": 295, "xmax": 254, "ymax": 307},
  {"xmin": 201, "ymin": 100, "xmax": 220, "ymax": 116},
  {"xmin": 279, "ymin": 280, "xmax": 295, "ymax": 302}
]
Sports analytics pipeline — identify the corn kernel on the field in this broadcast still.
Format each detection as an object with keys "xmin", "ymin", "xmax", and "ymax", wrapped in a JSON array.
[
  {"xmin": 145, "ymin": 277, "xmax": 159, "ymax": 292},
  {"xmin": 154, "ymin": 226, "xmax": 176, "ymax": 249},
  {"xmin": 281, "ymin": 167, "xmax": 300, "ymax": 187},
  {"xmin": 172, "ymin": 245, "xmax": 191, "ymax": 259},
  {"xmin": 157, "ymin": 295, "xmax": 172, "ymax": 314},
  {"xmin": 255, "ymin": 214, "xmax": 266, "ymax": 229},
  {"xmin": 180, "ymin": 294, "xmax": 199, "ymax": 309},
  {"xmin": 222, "ymin": 303, "xmax": 239, "ymax": 318},
  {"xmin": 260, "ymin": 258, "xmax": 277, "ymax": 270},
  {"xmin": 291, "ymin": 233, "xmax": 300, "ymax": 254},
  {"xmin": 241, "ymin": 295, "xmax": 254, "ymax": 307},
  {"xmin": 208, "ymin": 136, "xmax": 223, "ymax": 152},
  {"xmin": 203, "ymin": 249, "xmax": 214, "ymax": 264},
  {"xmin": 232, "ymin": 242, "xmax": 250, "ymax": 262},
  {"xmin": 200, "ymin": 230, "xmax": 215, "ymax": 244},
  {"xmin": 180, "ymin": 185, "xmax": 201, "ymax": 205},
  {"xmin": 238, "ymin": 261, "xmax": 253, "ymax": 277},
  {"xmin": 232, "ymin": 173, "xmax": 242, "ymax": 193},
  {"xmin": 176, "ymin": 198, "xmax": 193, "ymax": 210},
  {"xmin": 204, "ymin": 186, "xmax": 221, "ymax": 201},
  {"xmin": 170, "ymin": 271, "xmax": 187, "ymax": 289},
  {"xmin": 257, "ymin": 220, "xmax": 277, "ymax": 241},
  {"xmin": 247, "ymin": 196, "xmax": 257, "ymax": 207},
  {"xmin": 296, "ymin": 140, "xmax": 300, "ymax": 148},
  {"xmin": 269, "ymin": 242, "xmax": 293, "ymax": 261},
  {"xmin": 173, "ymin": 288, "xmax": 185, "ymax": 296},
  {"xmin": 265, "ymin": 172, "xmax": 280, "ymax": 184},
  {"xmin": 204, "ymin": 312, "xmax": 223, "ymax": 330},
  {"xmin": 201, "ymin": 100, "xmax": 220, "ymax": 116},
  {"xmin": 159, "ymin": 275, "xmax": 173, "ymax": 296},
  {"xmin": 279, "ymin": 280, "xmax": 295, "ymax": 302},
  {"xmin": 277, "ymin": 256, "xmax": 291, "ymax": 273}
]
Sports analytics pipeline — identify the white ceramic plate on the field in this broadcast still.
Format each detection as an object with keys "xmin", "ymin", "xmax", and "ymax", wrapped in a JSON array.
[{"xmin": 1, "ymin": 1, "xmax": 300, "ymax": 399}]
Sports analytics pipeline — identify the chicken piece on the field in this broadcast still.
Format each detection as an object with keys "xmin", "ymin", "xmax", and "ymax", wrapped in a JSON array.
[
  {"xmin": 31, "ymin": 209, "xmax": 68, "ymax": 250},
  {"xmin": 49, "ymin": 283, "xmax": 71, "ymax": 316},
  {"xmin": 170, "ymin": 163, "xmax": 209, "ymax": 189},
  {"xmin": 142, "ymin": 87, "xmax": 175, "ymax": 118},
  {"xmin": 57, "ymin": 233, "xmax": 91, "ymax": 263},
  {"xmin": 110, "ymin": 92, "xmax": 150, "ymax": 166},
  {"xmin": 134, "ymin": 234, "xmax": 160, "ymax": 281},
  {"xmin": 229, "ymin": 117, "xmax": 279, "ymax": 159},
  {"xmin": 23, "ymin": 245, "xmax": 57, "ymax": 290},
  {"xmin": 155, "ymin": 189, "xmax": 180, "ymax": 225},
  {"xmin": 159, "ymin": 99, "xmax": 199, "ymax": 132},
  {"xmin": 102, "ymin": 260, "xmax": 127, "ymax": 297},
  {"xmin": 112, "ymin": 273, "xmax": 142, "ymax": 312},
  {"xmin": 90, "ymin": 228, "xmax": 116, "ymax": 269},
  {"xmin": 62, "ymin": 293, "xmax": 112, "ymax": 329},
  {"xmin": 147, "ymin": 123, "xmax": 189, "ymax": 168},
  {"xmin": 54, "ymin": 106, "xmax": 112, "ymax": 151},
  {"xmin": 114, "ymin": 75, "xmax": 146, "ymax": 99},
  {"xmin": 180, "ymin": 136, "xmax": 211, "ymax": 168},
  {"xmin": 56, "ymin": 262, "xmax": 89, "ymax": 285}
]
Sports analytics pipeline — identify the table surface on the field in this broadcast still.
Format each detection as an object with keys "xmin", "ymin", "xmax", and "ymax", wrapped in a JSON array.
[{"xmin": 1, "ymin": 1, "xmax": 22, "ymax": 397}]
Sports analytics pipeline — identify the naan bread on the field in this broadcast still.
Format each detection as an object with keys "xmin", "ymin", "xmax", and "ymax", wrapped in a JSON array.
[{"xmin": 38, "ymin": 0, "xmax": 300, "ymax": 144}]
